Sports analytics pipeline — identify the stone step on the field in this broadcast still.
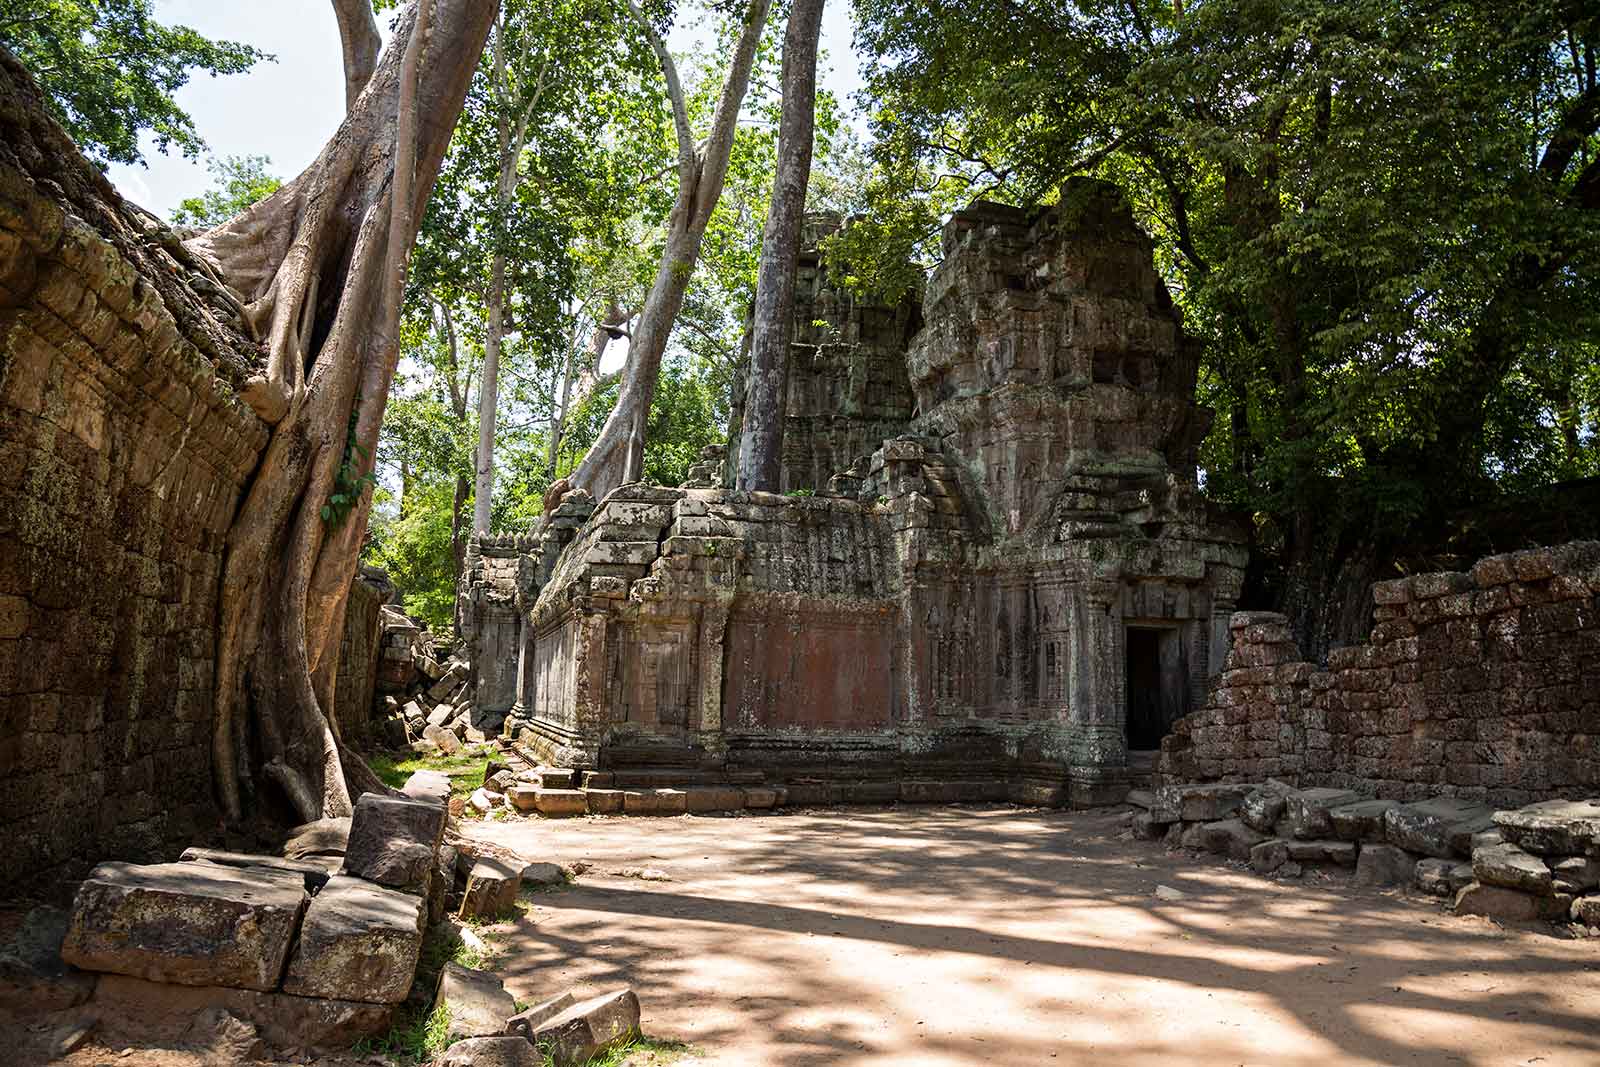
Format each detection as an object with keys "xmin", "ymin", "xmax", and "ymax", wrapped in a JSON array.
[{"xmin": 1126, "ymin": 789, "xmax": 1155, "ymax": 810}]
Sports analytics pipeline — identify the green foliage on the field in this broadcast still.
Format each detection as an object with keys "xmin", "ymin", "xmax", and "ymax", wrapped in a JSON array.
[
  {"xmin": 354, "ymin": 1002, "xmax": 452, "ymax": 1064},
  {"xmin": 169, "ymin": 154, "xmax": 280, "ymax": 227},
  {"xmin": 367, "ymin": 750, "xmax": 487, "ymax": 796},
  {"xmin": 0, "ymin": 0, "xmax": 267, "ymax": 167},
  {"xmin": 323, "ymin": 394, "xmax": 378, "ymax": 529}
]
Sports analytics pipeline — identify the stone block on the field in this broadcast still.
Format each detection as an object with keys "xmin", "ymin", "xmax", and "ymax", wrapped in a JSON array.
[
  {"xmin": 743, "ymin": 785, "xmax": 781, "ymax": 809},
  {"xmin": 431, "ymin": 845, "xmax": 458, "ymax": 926},
  {"xmin": 1454, "ymin": 882, "xmax": 1543, "ymax": 922},
  {"xmin": 61, "ymin": 861, "xmax": 307, "ymax": 991},
  {"xmin": 508, "ymin": 785, "xmax": 540, "ymax": 812},
  {"xmin": 427, "ymin": 703, "xmax": 454, "ymax": 728},
  {"xmin": 1552, "ymin": 856, "xmax": 1600, "ymax": 893},
  {"xmin": 1150, "ymin": 783, "xmax": 1246, "ymax": 824},
  {"xmin": 581, "ymin": 771, "xmax": 616, "ymax": 788},
  {"xmin": 1131, "ymin": 812, "xmax": 1163, "ymax": 840},
  {"xmin": 685, "ymin": 785, "xmax": 745, "ymax": 812},
  {"xmin": 1250, "ymin": 839, "xmax": 1288, "ymax": 874},
  {"xmin": 504, "ymin": 991, "xmax": 577, "ymax": 1040},
  {"xmin": 436, "ymin": 963, "xmax": 517, "ymax": 1041},
  {"xmin": 1355, "ymin": 844, "xmax": 1416, "ymax": 887},
  {"xmin": 1383, "ymin": 798, "xmax": 1496, "ymax": 858},
  {"xmin": 1283, "ymin": 787, "xmax": 1363, "ymax": 840},
  {"xmin": 438, "ymin": 1036, "xmax": 542, "ymax": 1067},
  {"xmin": 1240, "ymin": 782, "xmax": 1291, "ymax": 833},
  {"xmin": 1327, "ymin": 799, "xmax": 1399, "ymax": 842},
  {"xmin": 92, "ymin": 974, "xmax": 395, "ymax": 1050},
  {"xmin": 1200, "ymin": 819, "xmax": 1268, "ymax": 861},
  {"xmin": 1572, "ymin": 895, "xmax": 1600, "ymax": 925},
  {"xmin": 424, "ymin": 722, "xmax": 462, "ymax": 754},
  {"xmin": 1493, "ymin": 799, "xmax": 1600, "ymax": 856},
  {"xmin": 1283, "ymin": 839, "xmax": 1357, "ymax": 866},
  {"xmin": 520, "ymin": 862, "xmax": 567, "ymax": 888},
  {"xmin": 585, "ymin": 788, "xmax": 625, "ymax": 814},
  {"xmin": 538, "ymin": 769, "xmax": 577, "ymax": 789},
  {"xmin": 526, "ymin": 988, "xmax": 642, "ymax": 1067},
  {"xmin": 282, "ymin": 875, "xmax": 425, "ymax": 1004},
  {"xmin": 1472, "ymin": 843, "xmax": 1553, "ymax": 896},
  {"xmin": 0, "ymin": 905, "xmax": 97, "ymax": 1014},
  {"xmin": 459, "ymin": 857, "xmax": 522, "ymax": 920},
  {"xmin": 179, "ymin": 848, "xmax": 337, "ymax": 891},
  {"xmin": 534, "ymin": 789, "xmax": 589, "ymax": 817},
  {"xmin": 403, "ymin": 769, "xmax": 452, "ymax": 806},
  {"xmin": 282, "ymin": 816, "xmax": 350, "ymax": 860},
  {"xmin": 342, "ymin": 794, "xmax": 447, "ymax": 895},
  {"xmin": 1414, "ymin": 858, "xmax": 1457, "ymax": 897}
]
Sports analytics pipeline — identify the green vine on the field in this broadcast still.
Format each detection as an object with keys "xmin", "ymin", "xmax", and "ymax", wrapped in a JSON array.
[{"xmin": 321, "ymin": 393, "xmax": 377, "ymax": 528}]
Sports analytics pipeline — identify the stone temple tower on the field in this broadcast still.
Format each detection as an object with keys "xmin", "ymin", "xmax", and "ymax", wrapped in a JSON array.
[{"xmin": 469, "ymin": 179, "xmax": 1248, "ymax": 805}]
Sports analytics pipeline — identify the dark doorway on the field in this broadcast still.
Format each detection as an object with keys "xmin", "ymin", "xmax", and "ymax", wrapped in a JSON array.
[{"xmin": 1125, "ymin": 628, "xmax": 1166, "ymax": 750}]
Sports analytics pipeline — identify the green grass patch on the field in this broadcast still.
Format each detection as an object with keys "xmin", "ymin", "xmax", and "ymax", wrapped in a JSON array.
[
  {"xmin": 570, "ymin": 1036, "xmax": 698, "ymax": 1067},
  {"xmin": 354, "ymin": 1002, "xmax": 452, "ymax": 1064},
  {"xmin": 368, "ymin": 749, "xmax": 489, "ymax": 795}
]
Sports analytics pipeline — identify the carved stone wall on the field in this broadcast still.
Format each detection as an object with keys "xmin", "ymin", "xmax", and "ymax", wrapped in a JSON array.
[
  {"xmin": 1159, "ymin": 543, "xmax": 1600, "ymax": 806},
  {"xmin": 486, "ymin": 181, "xmax": 1248, "ymax": 804},
  {"xmin": 0, "ymin": 53, "xmax": 268, "ymax": 891}
]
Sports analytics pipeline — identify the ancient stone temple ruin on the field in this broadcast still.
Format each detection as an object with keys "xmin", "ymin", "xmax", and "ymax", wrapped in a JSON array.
[{"xmin": 462, "ymin": 182, "xmax": 1249, "ymax": 805}]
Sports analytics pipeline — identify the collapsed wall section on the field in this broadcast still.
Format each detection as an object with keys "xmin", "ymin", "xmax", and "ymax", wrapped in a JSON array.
[
  {"xmin": 0, "ymin": 53, "xmax": 269, "ymax": 891},
  {"xmin": 1159, "ymin": 542, "xmax": 1600, "ymax": 806}
]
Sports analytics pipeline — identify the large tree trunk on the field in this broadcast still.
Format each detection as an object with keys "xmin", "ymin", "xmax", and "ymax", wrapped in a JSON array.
[
  {"xmin": 568, "ymin": 0, "xmax": 772, "ymax": 503},
  {"xmin": 190, "ymin": 0, "xmax": 498, "ymax": 823},
  {"xmin": 736, "ymin": 0, "xmax": 825, "ymax": 492}
]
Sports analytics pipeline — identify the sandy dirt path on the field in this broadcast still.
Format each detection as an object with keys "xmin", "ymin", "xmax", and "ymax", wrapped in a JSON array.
[{"xmin": 466, "ymin": 804, "xmax": 1600, "ymax": 1067}]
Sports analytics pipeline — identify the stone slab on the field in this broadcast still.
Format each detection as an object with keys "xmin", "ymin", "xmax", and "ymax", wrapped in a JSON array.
[
  {"xmin": 1283, "ymin": 788, "xmax": 1363, "ymax": 840},
  {"xmin": 342, "ymin": 793, "xmax": 447, "ymax": 895},
  {"xmin": 1283, "ymin": 839, "xmax": 1357, "ymax": 866},
  {"xmin": 437, "ymin": 962, "xmax": 516, "ymax": 1041},
  {"xmin": 1240, "ymin": 782, "xmax": 1290, "ymax": 833},
  {"xmin": 179, "ymin": 848, "xmax": 337, "ymax": 891},
  {"xmin": 685, "ymin": 786, "xmax": 746, "ymax": 812},
  {"xmin": 1200, "ymin": 819, "xmax": 1268, "ymax": 861},
  {"xmin": 1414, "ymin": 858, "xmax": 1457, "ymax": 897},
  {"xmin": 403, "ymin": 770, "xmax": 453, "ymax": 806},
  {"xmin": 1384, "ymin": 798, "xmax": 1495, "ymax": 858},
  {"xmin": 527, "ymin": 988, "xmax": 641, "ymax": 1067},
  {"xmin": 1454, "ymin": 882, "xmax": 1545, "ymax": 922},
  {"xmin": 459, "ymin": 857, "xmax": 522, "ymax": 920},
  {"xmin": 1493, "ymin": 799, "xmax": 1600, "ymax": 856},
  {"xmin": 1473, "ymin": 843, "xmax": 1553, "ymax": 896},
  {"xmin": 282, "ymin": 817, "xmax": 350, "ymax": 860},
  {"xmin": 1327, "ymin": 799, "xmax": 1399, "ymax": 843},
  {"xmin": 1354, "ymin": 844, "xmax": 1415, "ymax": 887},
  {"xmin": 504, "ymin": 991, "xmax": 577, "ymax": 1040},
  {"xmin": 1150, "ymin": 783, "xmax": 1247, "ymax": 824},
  {"xmin": 742, "ymin": 786, "xmax": 780, "ymax": 809},
  {"xmin": 92, "ymin": 974, "xmax": 395, "ymax": 1050},
  {"xmin": 585, "ymin": 788, "xmax": 625, "ymax": 815},
  {"xmin": 61, "ymin": 861, "xmax": 307, "ymax": 991},
  {"xmin": 282, "ymin": 875, "xmax": 425, "ymax": 1004},
  {"xmin": 1552, "ymin": 856, "xmax": 1600, "ymax": 893},
  {"xmin": 438, "ymin": 1036, "xmax": 542, "ymax": 1067},
  {"xmin": 534, "ymin": 789, "xmax": 589, "ymax": 817}
]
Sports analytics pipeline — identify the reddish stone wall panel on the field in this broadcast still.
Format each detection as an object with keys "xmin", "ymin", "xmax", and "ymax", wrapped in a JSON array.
[{"xmin": 723, "ymin": 602, "xmax": 898, "ymax": 731}]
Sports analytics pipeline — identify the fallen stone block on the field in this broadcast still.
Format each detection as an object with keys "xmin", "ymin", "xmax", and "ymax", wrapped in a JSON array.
[
  {"xmin": 1283, "ymin": 788, "xmax": 1363, "ymax": 840},
  {"xmin": 1355, "ymin": 844, "xmax": 1415, "ymax": 887},
  {"xmin": 0, "ymin": 906, "xmax": 97, "ymax": 1014},
  {"xmin": 1493, "ymin": 799, "xmax": 1600, "ymax": 856},
  {"xmin": 180, "ymin": 848, "xmax": 336, "ymax": 891},
  {"xmin": 1454, "ymin": 882, "xmax": 1544, "ymax": 922},
  {"xmin": 1414, "ymin": 858, "xmax": 1457, "ymax": 897},
  {"xmin": 438, "ymin": 1035, "xmax": 542, "ymax": 1067},
  {"xmin": 1250, "ymin": 839, "xmax": 1288, "ymax": 874},
  {"xmin": 424, "ymin": 722, "xmax": 463, "ymax": 754},
  {"xmin": 61, "ymin": 861, "xmax": 307, "ymax": 991},
  {"xmin": 283, "ymin": 816, "xmax": 350, "ymax": 860},
  {"xmin": 1126, "ymin": 788, "xmax": 1155, "ymax": 810},
  {"xmin": 1151, "ymin": 783, "xmax": 1247, "ymax": 824},
  {"xmin": 92, "ymin": 974, "xmax": 395, "ymax": 1050},
  {"xmin": 1552, "ymin": 856, "xmax": 1600, "ymax": 893},
  {"xmin": 1131, "ymin": 811, "xmax": 1163, "ymax": 841},
  {"xmin": 520, "ymin": 862, "xmax": 567, "ymax": 888},
  {"xmin": 1178, "ymin": 822, "xmax": 1209, "ymax": 850},
  {"xmin": 534, "ymin": 789, "xmax": 589, "ymax": 817},
  {"xmin": 282, "ymin": 875, "xmax": 425, "ymax": 1004},
  {"xmin": 431, "ymin": 845, "xmax": 458, "ymax": 926},
  {"xmin": 526, "ymin": 988, "xmax": 641, "ymax": 1067},
  {"xmin": 1283, "ymin": 839, "xmax": 1357, "ymax": 866},
  {"xmin": 508, "ymin": 785, "xmax": 541, "ymax": 813},
  {"xmin": 437, "ymin": 962, "xmax": 516, "ymax": 1041},
  {"xmin": 403, "ymin": 769, "xmax": 452, "ymax": 807},
  {"xmin": 1572, "ymin": 895, "xmax": 1600, "ymax": 925},
  {"xmin": 742, "ymin": 786, "xmax": 779, "ymax": 809},
  {"xmin": 485, "ymin": 770, "xmax": 515, "ymax": 795},
  {"xmin": 504, "ymin": 991, "xmax": 577, "ymax": 1040},
  {"xmin": 342, "ymin": 794, "xmax": 447, "ymax": 895},
  {"xmin": 538, "ymin": 768, "xmax": 577, "ymax": 789},
  {"xmin": 427, "ymin": 703, "xmax": 454, "ymax": 728},
  {"xmin": 586, "ymin": 788, "xmax": 625, "ymax": 814},
  {"xmin": 459, "ymin": 857, "xmax": 522, "ymax": 920},
  {"xmin": 901, "ymin": 781, "xmax": 963, "ymax": 804},
  {"xmin": 685, "ymin": 786, "xmax": 745, "ymax": 812},
  {"xmin": 1448, "ymin": 862, "xmax": 1475, "ymax": 894},
  {"xmin": 1384, "ymin": 798, "xmax": 1495, "ymax": 858},
  {"xmin": 1470, "ymin": 829, "xmax": 1504, "ymax": 852},
  {"xmin": 469, "ymin": 787, "xmax": 500, "ymax": 813},
  {"xmin": 1327, "ymin": 799, "xmax": 1399, "ymax": 843},
  {"xmin": 1473, "ymin": 843, "xmax": 1553, "ymax": 896},
  {"xmin": 1201, "ymin": 818, "xmax": 1269, "ymax": 861},
  {"xmin": 1240, "ymin": 781, "xmax": 1292, "ymax": 833}
]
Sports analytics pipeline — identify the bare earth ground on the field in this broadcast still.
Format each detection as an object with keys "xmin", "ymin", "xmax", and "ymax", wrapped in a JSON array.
[{"xmin": 465, "ymin": 805, "xmax": 1600, "ymax": 1067}]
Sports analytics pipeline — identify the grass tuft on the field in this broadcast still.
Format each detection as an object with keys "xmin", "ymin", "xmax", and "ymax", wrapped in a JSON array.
[{"xmin": 354, "ymin": 1002, "xmax": 453, "ymax": 1064}]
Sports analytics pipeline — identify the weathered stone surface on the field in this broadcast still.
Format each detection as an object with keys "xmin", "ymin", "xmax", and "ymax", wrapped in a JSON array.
[
  {"xmin": 586, "ymin": 789, "xmax": 625, "ymax": 814},
  {"xmin": 282, "ymin": 875, "xmax": 425, "ymax": 1004},
  {"xmin": 504, "ymin": 991, "xmax": 577, "ymax": 1040},
  {"xmin": 1384, "ymin": 799, "xmax": 1496, "ymax": 859},
  {"xmin": 520, "ymin": 862, "xmax": 567, "ymax": 887},
  {"xmin": 1200, "ymin": 819, "xmax": 1268, "ymax": 861},
  {"xmin": 0, "ymin": 906, "xmax": 97, "ymax": 1013},
  {"xmin": 459, "ymin": 857, "xmax": 522, "ymax": 920},
  {"xmin": 92, "ymin": 974, "xmax": 395, "ymax": 1050},
  {"xmin": 61, "ymin": 862, "xmax": 307, "ymax": 991},
  {"xmin": 1473, "ymin": 843, "xmax": 1553, "ymax": 896},
  {"xmin": 1414, "ymin": 858, "xmax": 1457, "ymax": 897},
  {"xmin": 1283, "ymin": 839, "xmax": 1357, "ymax": 866},
  {"xmin": 741, "ymin": 786, "xmax": 779, "ymax": 810},
  {"xmin": 1552, "ymin": 856, "xmax": 1600, "ymax": 893},
  {"xmin": 179, "ymin": 848, "xmax": 336, "ymax": 891},
  {"xmin": 533, "ymin": 789, "xmax": 588, "ymax": 817},
  {"xmin": 1355, "ymin": 844, "xmax": 1415, "ymax": 887},
  {"xmin": 526, "ymin": 988, "xmax": 641, "ymax": 1067},
  {"xmin": 1126, "ymin": 789, "xmax": 1155, "ymax": 810},
  {"xmin": 437, "ymin": 963, "xmax": 516, "ymax": 1041},
  {"xmin": 1327, "ymin": 800, "xmax": 1399, "ymax": 843},
  {"xmin": 403, "ymin": 770, "xmax": 453, "ymax": 806},
  {"xmin": 342, "ymin": 794, "xmax": 447, "ymax": 895},
  {"xmin": 1250, "ymin": 839, "xmax": 1288, "ymax": 874},
  {"xmin": 1493, "ymin": 800, "xmax": 1600, "ymax": 856},
  {"xmin": 438, "ymin": 1036, "xmax": 542, "ymax": 1067},
  {"xmin": 431, "ymin": 845, "xmax": 459, "ymax": 926},
  {"xmin": 1283, "ymin": 788, "xmax": 1363, "ymax": 840},
  {"xmin": 1454, "ymin": 882, "xmax": 1543, "ymax": 922},
  {"xmin": 469, "ymin": 787, "xmax": 500, "ymax": 814},
  {"xmin": 283, "ymin": 817, "xmax": 351, "ymax": 860},
  {"xmin": 1240, "ymin": 782, "xmax": 1291, "ymax": 834},
  {"xmin": 685, "ymin": 786, "xmax": 746, "ymax": 812},
  {"xmin": 1572, "ymin": 895, "xmax": 1600, "ymax": 925},
  {"xmin": 1152, "ymin": 784, "xmax": 1247, "ymax": 825},
  {"xmin": 424, "ymin": 722, "xmax": 463, "ymax": 754},
  {"xmin": 1131, "ymin": 811, "xmax": 1163, "ymax": 840}
]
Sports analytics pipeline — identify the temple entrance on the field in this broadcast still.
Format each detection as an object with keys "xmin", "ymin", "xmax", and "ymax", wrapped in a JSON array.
[{"xmin": 1125, "ymin": 626, "xmax": 1172, "ymax": 751}]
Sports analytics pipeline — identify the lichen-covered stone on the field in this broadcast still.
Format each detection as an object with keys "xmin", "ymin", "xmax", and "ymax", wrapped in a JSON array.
[
  {"xmin": 61, "ymin": 861, "xmax": 306, "ymax": 991},
  {"xmin": 525, "ymin": 988, "xmax": 641, "ymax": 1067},
  {"xmin": 436, "ymin": 963, "xmax": 516, "ymax": 1041},
  {"xmin": 282, "ymin": 875, "xmax": 425, "ymax": 1004},
  {"xmin": 1493, "ymin": 799, "xmax": 1600, "ymax": 856},
  {"xmin": 341, "ymin": 794, "xmax": 446, "ymax": 895},
  {"xmin": 1384, "ymin": 799, "xmax": 1496, "ymax": 859},
  {"xmin": 1472, "ymin": 844, "xmax": 1553, "ymax": 896}
]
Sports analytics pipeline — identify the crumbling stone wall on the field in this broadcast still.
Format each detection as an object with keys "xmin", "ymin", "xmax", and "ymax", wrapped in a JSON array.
[
  {"xmin": 0, "ymin": 53, "xmax": 268, "ymax": 891},
  {"xmin": 1159, "ymin": 543, "xmax": 1600, "ymax": 806}
]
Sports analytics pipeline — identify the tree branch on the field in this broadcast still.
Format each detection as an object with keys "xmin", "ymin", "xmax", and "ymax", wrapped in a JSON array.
[
  {"xmin": 330, "ymin": 0, "xmax": 382, "ymax": 112},
  {"xmin": 623, "ymin": 0, "xmax": 698, "ymax": 188}
]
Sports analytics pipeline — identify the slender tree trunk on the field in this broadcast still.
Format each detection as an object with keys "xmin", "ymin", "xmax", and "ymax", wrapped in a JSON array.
[
  {"xmin": 569, "ymin": 0, "xmax": 772, "ymax": 503},
  {"xmin": 191, "ymin": 0, "xmax": 498, "ymax": 823},
  {"xmin": 331, "ymin": 0, "xmax": 382, "ymax": 111},
  {"xmin": 474, "ymin": 250, "xmax": 506, "ymax": 534},
  {"xmin": 737, "ymin": 0, "xmax": 825, "ymax": 491},
  {"xmin": 547, "ymin": 298, "xmax": 621, "ymax": 478}
]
